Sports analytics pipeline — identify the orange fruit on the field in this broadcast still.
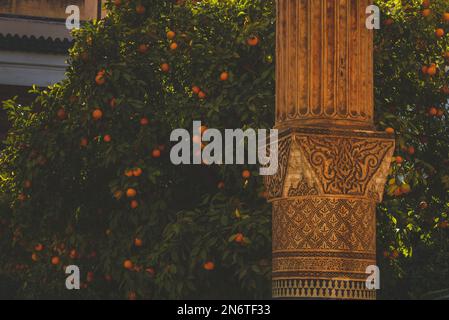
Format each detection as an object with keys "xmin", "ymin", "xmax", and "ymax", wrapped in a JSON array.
[
  {"xmin": 198, "ymin": 91, "xmax": 206, "ymax": 99},
  {"xmin": 192, "ymin": 86, "xmax": 201, "ymax": 95},
  {"xmin": 167, "ymin": 31, "xmax": 176, "ymax": 40},
  {"xmin": 130, "ymin": 200, "xmax": 139, "ymax": 209},
  {"xmin": 92, "ymin": 109, "xmax": 103, "ymax": 120},
  {"xmin": 436, "ymin": 28, "xmax": 445, "ymax": 38},
  {"xmin": 444, "ymin": 12, "xmax": 449, "ymax": 22},
  {"xmin": 69, "ymin": 249, "xmax": 78, "ymax": 259},
  {"xmin": 395, "ymin": 156, "xmax": 404, "ymax": 164},
  {"xmin": 242, "ymin": 170, "xmax": 251, "ymax": 179},
  {"xmin": 140, "ymin": 117, "xmax": 149, "ymax": 126},
  {"xmin": 57, "ymin": 108, "xmax": 67, "ymax": 120},
  {"xmin": 407, "ymin": 146, "xmax": 416, "ymax": 155},
  {"xmin": 422, "ymin": 9, "xmax": 431, "ymax": 17},
  {"xmin": 170, "ymin": 42, "xmax": 178, "ymax": 50},
  {"xmin": 134, "ymin": 238, "xmax": 143, "ymax": 247},
  {"xmin": 136, "ymin": 5, "xmax": 145, "ymax": 14},
  {"xmin": 235, "ymin": 233, "xmax": 245, "ymax": 243},
  {"xmin": 429, "ymin": 107, "xmax": 438, "ymax": 116},
  {"xmin": 95, "ymin": 70, "xmax": 106, "ymax": 85},
  {"xmin": 385, "ymin": 127, "xmax": 395, "ymax": 135},
  {"xmin": 422, "ymin": 0, "xmax": 430, "ymax": 8},
  {"xmin": 125, "ymin": 170, "xmax": 134, "ymax": 177},
  {"xmin": 247, "ymin": 36, "xmax": 259, "ymax": 46},
  {"xmin": 421, "ymin": 65, "xmax": 428, "ymax": 74},
  {"xmin": 427, "ymin": 64, "xmax": 437, "ymax": 76},
  {"xmin": 152, "ymin": 149, "xmax": 161, "ymax": 158},
  {"xmin": 217, "ymin": 181, "xmax": 225, "ymax": 189},
  {"xmin": 35, "ymin": 243, "xmax": 44, "ymax": 252},
  {"xmin": 203, "ymin": 261, "xmax": 215, "ymax": 271},
  {"xmin": 126, "ymin": 188, "xmax": 137, "ymax": 198},
  {"xmin": 104, "ymin": 135, "xmax": 112, "ymax": 143},
  {"xmin": 114, "ymin": 0, "xmax": 121, "ymax": 6},
  {"xmin": 161, "ymin": 63, "xmax": 170, "ymax": 73},
  {"xmin": 80, "ymin": 137, "xmax": 89, "ymax": 147},
  {"xmin": 128, "ymin": 291, "xmax": 137, "ymax": 300},
  {"xmin": 31, "ymin": 253, "xmax": 39, "ymax": 262},
  {"xmin": 124, "ymin": 260, "xmax": 134, "ymax": 270},
  {"xmin": 220, "ymin": 72, "xmax": 229, "ymax": 81},
  {"xmin": 51, "ymin": 256, "xmax": 61, "ymax": 265},
  {"xmin": 133, "ymin": 168, "xmax": 143, "ymax": 177},
  {"xmin": 138, "ymin": 44, "xmax": 149, "ymax": 54}
]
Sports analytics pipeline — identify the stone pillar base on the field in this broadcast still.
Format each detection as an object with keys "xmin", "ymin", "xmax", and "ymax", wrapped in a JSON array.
[{"xmin": 265, "ymin": 128, "xmax": 395, "ymax": 300}]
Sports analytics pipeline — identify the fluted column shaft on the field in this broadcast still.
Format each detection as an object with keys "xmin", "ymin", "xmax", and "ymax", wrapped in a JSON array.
[{"xmin": 267, "ymin": 0, "xmax": 395, "ymax": 300}]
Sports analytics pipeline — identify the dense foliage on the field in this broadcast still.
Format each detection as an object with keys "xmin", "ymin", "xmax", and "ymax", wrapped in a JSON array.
[{"xmin": 0, "ymin": 0, "xmax": 448, "ymax": 299}]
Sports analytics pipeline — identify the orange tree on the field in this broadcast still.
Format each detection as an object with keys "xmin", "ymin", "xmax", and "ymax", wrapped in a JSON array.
[{"xmin": 0, "ymin": 0, "xmax": 448, "ymax": 299}]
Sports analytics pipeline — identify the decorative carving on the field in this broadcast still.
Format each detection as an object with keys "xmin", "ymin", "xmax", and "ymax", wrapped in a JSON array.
[
  {"xmin": 273, "ymin": 279, "xmax": 376, "ymax": 300},
  {"xmin": 287, "ymin": 178, "xmax": 319, "ymax": 197},
  {"xmin": 264, "ymin": 137, "xmax": 292, "ymax": 199},
  {"xmin": 296, "ymin": 136, "xmax": 394, "ymax": 198},
  {"xmin": 273, "ymin": 198, "xmax": 376, "ymax": 253}
]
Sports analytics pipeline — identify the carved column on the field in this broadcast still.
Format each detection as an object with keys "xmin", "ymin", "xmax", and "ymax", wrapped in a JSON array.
[{"xmin": 266, "ymin": 0, "xmax": 395, "ymax": 300}]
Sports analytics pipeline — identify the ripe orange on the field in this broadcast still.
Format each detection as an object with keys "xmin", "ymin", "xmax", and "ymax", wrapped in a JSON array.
[
  {"xmin": 167, "ymin": 30, "xmax": 176, "ymax": 40},
  {"xmin": 385, "ymin": 127, "xmax": 395, "ymax": 135},
  {"xmin": 421, "ymin": 65, "xmax": 428, "ymax": 74},
  {"xmin": 217, "ymin": 181, "xmax": 225, "ymax": 189},
  {"xmin": 125, "ymin": 169, "xmax": 134, "ymax": 177},
  {"xmin": 444, "ymin": 12, "xmax": 449, "ymax": 22},
  {"xmin": 220, "ymin": 72, "xmax": 229, "ymax": 81},
  {"xmin": 136, "ymin": 5, "xmax": 145, "ymax": 14},
  {"xmin": 427, "ymin": 64, "xmax": 437, "ymax": 76},
  {"xmin": 134, "ymin": 238, "xmax": 143, "ymax": 247},
  {"xmin": 161, "ymin": 63, "xmax": 170, "ymax": 73},
  {"xmin": 92, "ymin": 109, "xmax": 103, "ymax": 120},
  {"xmin": 395, "ymin": 156, "xmax": 404, "ymax": 164},
  {"xmin": 235, "ymin": 233, "xmax": 245, "ymax": 243},
  {"xmin": 31, "ymin": 253, "xmax": 39, "ymax": 262},
  {"xmin": 69, "ymin": 249, "xmax": 78, "ymax": 259},
  {"xmin": 104, "ymin": 135, "xmax": 112, "ymax": 143},
  {"xmin": 242, "ymin": 170, "xmax": 251, "ymax": 179},
  {"xmin": 140, "ymin": 117, "xmax": 149, "ymax": 126},
  {"xmin": 435, "ymin": 28, "xmax": 445, "ymax": 38},
  {"xmin": 130, "ymin": 200, "xmax": 139, "ymax": 209},
  {"xmin": 407, "ymin": 146, "xmax": 416, "ymax": 155},
  {"xmin": 429, "ymin": 107, "xmax": 438, "ymax": 116},
  {"xmin": 57, "ymin": 108, "xmax": 67, "ymax": 120},
  {"xmin": 124, "ymin": 260, "xmax": 134, "ymax": 270},
  {"xmin": 170, "ymin": 42, "xmax": 178, "ymax": 50},
  {"xmin": 198, "ymin": 91, "xmax": 206, "ymax": 99},
  {"xmin": 126, "ymin": 188, "xmax": 137, "ymax": 198},
  {"xmin": 51, "ymin": 256, "xmax": 60, "ymax": 265},
  {"xmin": 35, "ymin": 243, "xmax": 44, "ymax": 252},
  {"xmin": 133, "ymin": 168, "xmax": 143, "ymax": 177},
  {"xmin": 95, "ymin": 70, "xmax": 106, "ymax": 85},
  {"xmin": 113, "ymin": 0, "xmax": 121, "ymax": 6},
  {"xmin": 192, "ymin": 86, "xmax": 201, "ymax": 95},
  {"xmin": 138, "ymin": 44, "xmax": 149, "ymax": 54},
  {"xmin": 422, "ymin": 0, "xmax": 430, "ymax": 8},
  {"xmin": 247, "ymin": 36, "xmax": 259, "ymax": 46},
  {"xmin": 203, "ymin": 261, "xmax": 215, "ymax": 271},
  {"xmin": 422, "ymin": 9, "xmax": 431, "ymax": 17},
  {"xmin": 80, "ymin": 137, "xmax": 88, "ymax": 147},
  {"xmin": 152, "ymin": 149, "xmax": 161, "ymax": 158}
]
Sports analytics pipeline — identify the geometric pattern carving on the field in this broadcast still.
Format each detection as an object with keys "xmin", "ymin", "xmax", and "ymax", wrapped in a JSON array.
[
  {"xmin": 273, "ymin": 198, "xmax": 376, "ymax": 252},
  {"xmin": 273, "ymin": 279, "xmax": 376, "ymax": 300}
]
